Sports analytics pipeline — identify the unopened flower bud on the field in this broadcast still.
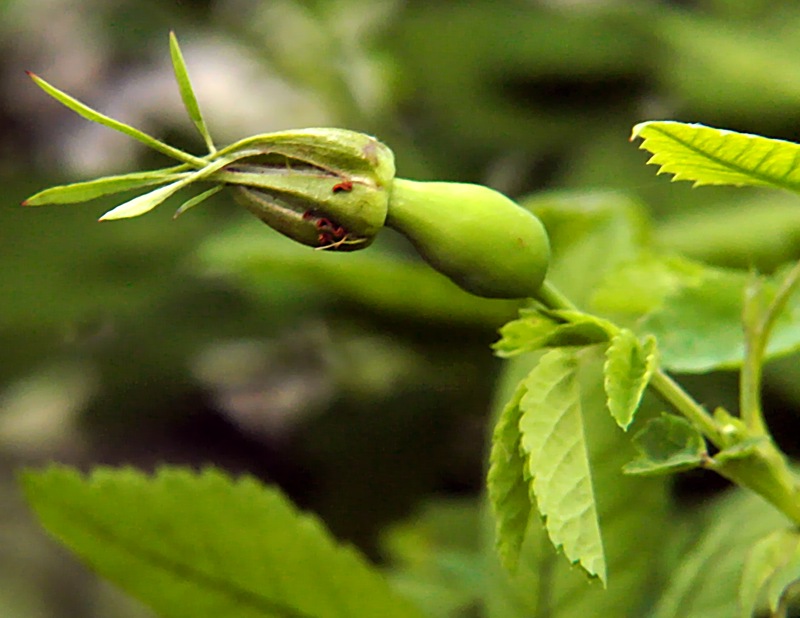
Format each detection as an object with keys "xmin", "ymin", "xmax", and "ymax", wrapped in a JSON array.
[{"xmin": 220, "ymin": 128, "xmax": 394, "ymax": 251}]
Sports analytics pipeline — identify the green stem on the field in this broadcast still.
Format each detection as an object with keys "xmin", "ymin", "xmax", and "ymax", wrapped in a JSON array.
[{"xmin": 742, "ymin": 260, "xmax": 800, "ymax": 434}]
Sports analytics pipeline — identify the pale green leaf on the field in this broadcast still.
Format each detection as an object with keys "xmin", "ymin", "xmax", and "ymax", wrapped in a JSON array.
[
  {"xmin": 493, "ymin": 310, "xmax": 613, "ymax": 358},
  {"xmin": 623, "ymin": 413, "xmax": 707, "ymax": 476},
  {"xmin": 23, "ymin": 166, "xmax": 189, "ymax": 206},
  {"xmin": 632, "ymin": 121, "xmax": 800, "ymax": 193},
  {"xmin": 604, "ymin": 330, "xmax": 658, "ymax": 430},
  {"xmin": 519, "ymin": 349, "xmax": 606, "ymax": 583},
  {"xmin": 740, "ymin": 528, "xmax": 800, "ymax": 618},
  {"xmin": 22, "ymin": 465, "xmax": 424, "ymax": 618},
  {"xmin": 652, "ymin": 489, "xmax": 790, "ymax": 618},
  {"xmin": 99, "ymin": 180, "xmax": 189, "ymax": 221},
  {"xmin": 487, "ymin": 379, "xmax": 530, "ymax": 571},
  {"xmin": 493, "ymin": 312, "xmax": 561, "ymax": 357},
  {"xmin": 27, "ymin": 72, "xmax": 201, "ymax": 166},
  {"xmin": 174, "ymin": 185, "xmax": 224, "ymax": 219},
  {"xmin": 169, "ymin": 31, "xmax": 216, "ymax": 154},
  {"xmin": 486, "ymin": 350, "xmax": 672, "ymax": 617}
]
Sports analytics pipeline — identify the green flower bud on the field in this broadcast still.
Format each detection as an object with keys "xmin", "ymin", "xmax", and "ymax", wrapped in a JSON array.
[
  {"xmin": 220, "ymin": 128, "xmax": 395, "ymax": 251},
  {"xmin": 386, "ymin": 179, "xmax": 550, "ymax": 298}
]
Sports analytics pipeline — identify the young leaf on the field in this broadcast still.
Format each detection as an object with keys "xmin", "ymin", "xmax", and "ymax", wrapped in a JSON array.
[
  {"xmin": 27, "ymin": 71, "xmax": 204, "ymax": 167},
  {"xmin": 632, "ymin": 121, "xmax": 800, "ymax": 193},
  {"xmin": 493, "ymin": 311, "xmax": 561, "ymax": 357},
  {"xmin": 519, "ymin": 348, "xmax": 606, "ymax": 583},
  {"xmin": 487, "ymin": 380, "xmax": 530, "ymax": 571},
  {"xmin": 623, "ymin": 413, "xmax": 707, "ymax": 476},
  {"xmin": 604, "ymin": 330, "xmax": 658, "ymax": 430},
  {"xmin": 494, "ymin": 310, "xmax": 613, "ymax": 358},
  {"xmin": 23, "ymin": 166, "xmax": 190, "ymax": 206},
  {"xmin": 22, "ymin": 466, "xmax": 425, "ymax": 618},
  {"xmin": 169, "ymin": 31, "xmax": 216, "ymax": 154},
  {"xmin": 739, "ymin": 528, "xmax": 800, "ymax": 618}
]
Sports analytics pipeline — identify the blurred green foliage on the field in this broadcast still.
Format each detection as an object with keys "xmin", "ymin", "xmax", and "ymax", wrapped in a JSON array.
[{"xmin": 3, "ymin": 0, "xmax": 800, "ymax": 616}]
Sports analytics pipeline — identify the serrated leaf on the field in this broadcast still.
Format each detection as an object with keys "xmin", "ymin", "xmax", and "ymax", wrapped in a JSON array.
[
  {"xmin": 519, "ymin": 348, "xmax": 606, "ymax": 583},
  {"xmin": 740, "ymin": 528, "xmax": 800, "ymax": 618},
  {"xmin": 23, "ymin": 166, "xmax": 189, "ymax": 206},
  {"xmin": 623, "ymin": 413, "xmax": 707, "ymax": 476},
  {"xmin": 22, "ymin": 465, "xmax": 424, "ymax": 618},
  {"xmin": 632, "ymin": 121, "xmax": 800, "ymax": 193},
  {"xmin": 27, "ymin": 72, "xmax": 200, "ymax": 166},
  {"xmin": 487, "ymin": 379, "xmax": 530, "ymax": 571},
  {"xmin": 169, "ymin": 32, "xmax": 216, "ymax": 154},
  {"xmin": 604, "ymin": 330, "xmax": 658, "ymax": 430}
]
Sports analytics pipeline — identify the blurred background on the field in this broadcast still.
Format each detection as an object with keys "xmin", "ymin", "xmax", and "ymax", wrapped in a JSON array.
[{"xmin": 3, "ymin": 0, "xmax": 800, "ymax": 615}]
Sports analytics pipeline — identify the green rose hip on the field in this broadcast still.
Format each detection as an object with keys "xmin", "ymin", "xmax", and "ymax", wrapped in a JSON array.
[{"xmin": 386, "ymin": 179, "xmax": 550, "ymax": 298}]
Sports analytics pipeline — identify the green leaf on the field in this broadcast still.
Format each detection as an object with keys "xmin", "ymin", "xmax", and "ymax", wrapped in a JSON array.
[
  {"xmin": 27, "ymin": 71, "xmax": 202, "ymax": 167},
  {"xmin": 493, "ymin": 309, "xmax": 613, "ymax": 358},
  {"xmin": 381, "ymin": 499, "xmax": 485, "ymax": 618},
  {"xmin": 23, "ymin": 166, "xmax": 190, "ymax": 206},
  {"xmin": 623, "ymin": 413, "xmax": 707, "ymax": 476},
  {"xmin": 632, "ymin": 121, "xmax": 800, "ymax": 193},
  {"xmin": 591, "ymin": 254, "xmax": 707, "ymax": 316},
  {"xmin": 594, "ymin": 255, "xmax": 800, "ymax": 373},
  {"xmin": 169, "ymin": 31, "xmax": 216, "ymax": 154},
  {"xmin": 604, "ymin": 330, "xmax": 658, "ymax": 430},
  {"xmin": 493, "ymin": 311, "xmax": 561, "ymax": 357},
  {"xmin": 485, "ymin": 350, "xmax": 673, "ymax": 617},
  {"xmin": 487, "ymin": 379, "xmax": 530, "ymax": 571},
  {"xmin": 519, "ymin": 348, "xmax": 606, "ymax": 583},
  {"xmin": 651, "ymin": 489, "xmax": 791, "ymax": 618},
  {"xmin": 740, "ymin": 528, "xmax": 800, "ymax": 618},
  {"xmin": 174, "ymin": 185, "xmax": 224, "ymax": 219},
  {"xmin": 21, "ymin": 465, "xmax": 424, "ymax": 618},
  {"xmin": 523, "ymin": 190, "xmax": 648, "ymax": 308}
]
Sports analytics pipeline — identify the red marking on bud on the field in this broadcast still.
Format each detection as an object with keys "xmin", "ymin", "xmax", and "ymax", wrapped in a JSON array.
[{"xmin": 332, "ymin": 181, "xmax": 353, "ymax": 193}]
